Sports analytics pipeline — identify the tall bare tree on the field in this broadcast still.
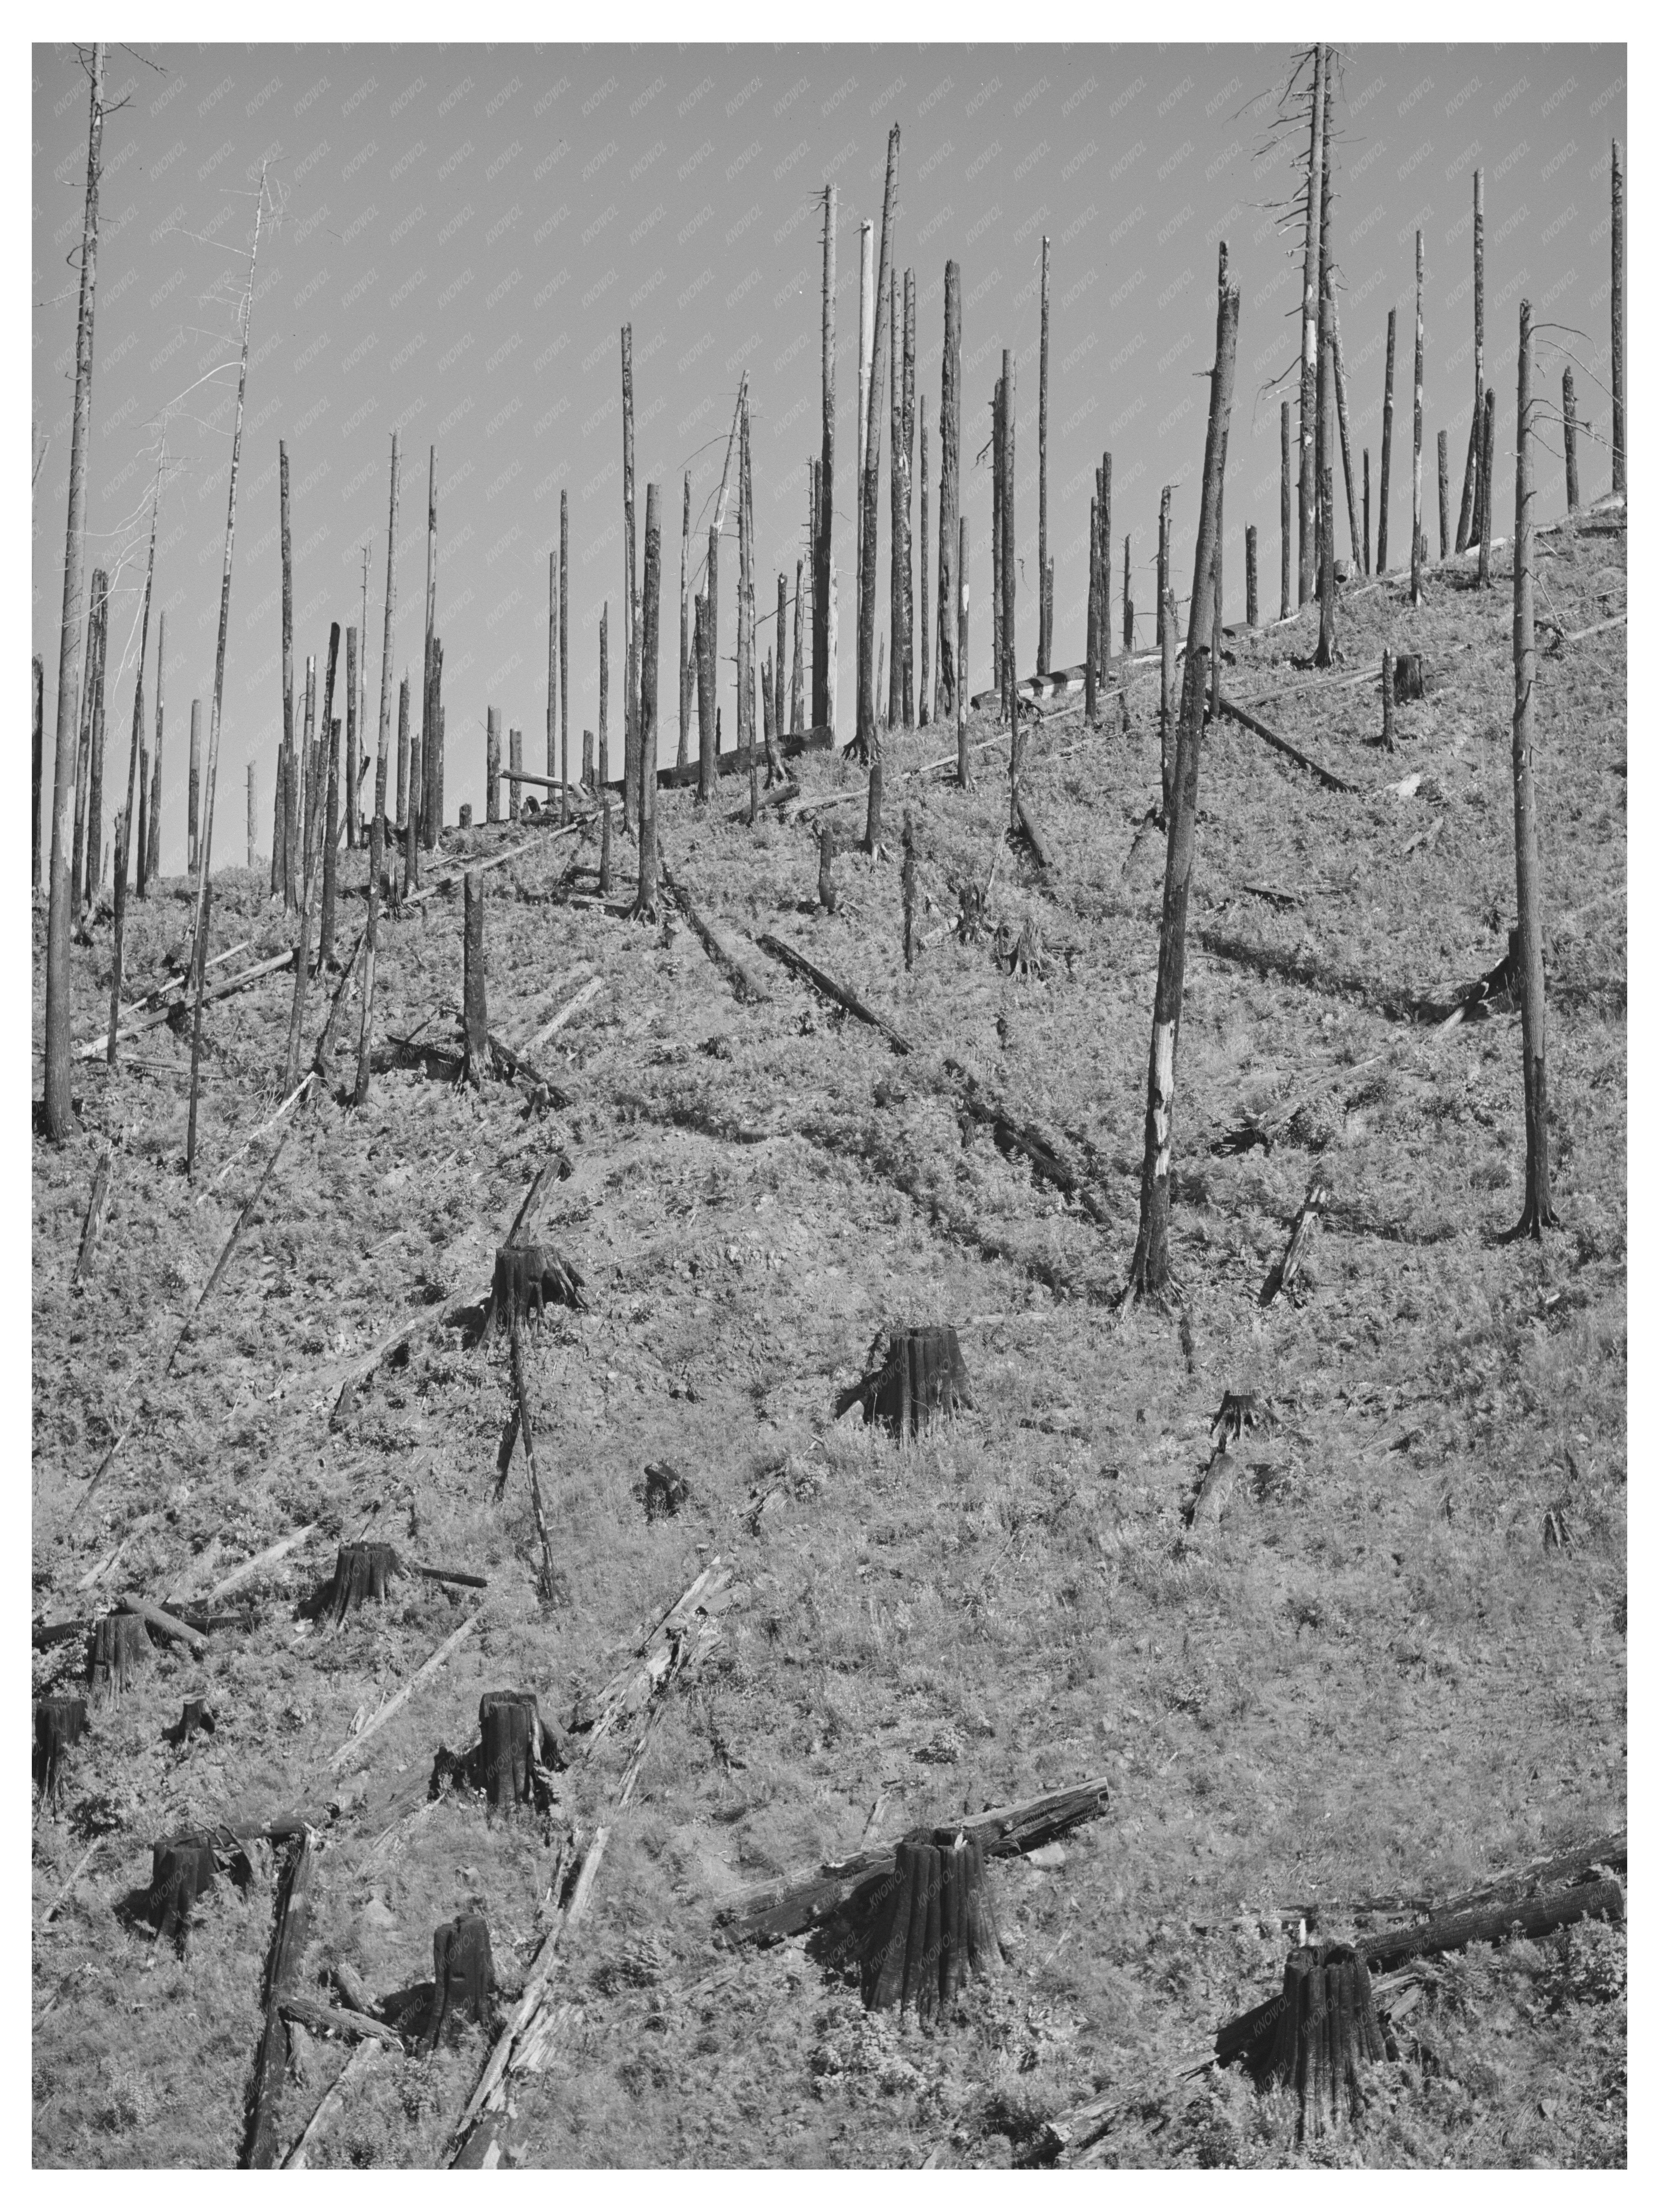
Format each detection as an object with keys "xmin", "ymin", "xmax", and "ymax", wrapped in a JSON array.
[
  {"xmin": 107, "ymin": 483, "xmax": 159, "ymax": 1066},
  {"xmin": 42, "ymin": 43, "xmax": 105, "ymax": 1140},
  {"xmin": 1126, "ymin": 246, "xmax": 1241, "ymax": 1302},
  {"xmin": 186, "ymin": 169, "xmax": 271, "ymax": 1176},
  {"xmin": 860, "ymin": 125, "xmax": 901, "ymax": 854},
  {"xmin": 1508, "ymin": 300, "xmax": 1557, "ymax": 1240}
]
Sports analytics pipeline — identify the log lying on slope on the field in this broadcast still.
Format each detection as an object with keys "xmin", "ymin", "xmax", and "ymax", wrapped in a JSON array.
[
  {"xmin": 661, "ymin": 854, "xmax": 772, "ymax": 1001},
  {"xmin": 243, "ymin": 1831, "xmax": 320, "ymax": 2168},
  {"xmin": 1216, "ymin": 692, "xmax": 1359, "ymax": 794},
  {"xmin": 715, "ymin": 1774, "xmax": 1112, "ymax": 1946},
  {"xmin": 946, "ymin": 1059, "xmax": 1109, "ymax": 1225},
  {"xmin": 756, "ymin": 933, "xmax": 911, "ymax": 1054},
  {"xmin": 570, "ymin": 1557, "xmax": 737, "ymax": 1745}
]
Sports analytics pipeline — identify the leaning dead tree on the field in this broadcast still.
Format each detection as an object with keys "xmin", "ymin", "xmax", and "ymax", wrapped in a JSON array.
[
  {"xmin": 185, "ymin": 168, "xmax": 270, "ymax": 1177},
  {"xmin": 1508, "ymin": 300, "xmax": 1557, "ymax": 1240},
  {"xmin": 1126, "ymin": 247, "xmax": 1240, "ymax": 1302},
  {"xmin": 42, "ymin": 42, "xmax": 105, "ymax": 1142}
]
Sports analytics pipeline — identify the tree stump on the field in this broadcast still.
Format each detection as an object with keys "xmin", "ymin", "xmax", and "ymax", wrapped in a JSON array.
[
  {"xmin": 643, "ymin": 1461, "xmax": 689, "ymax": 1522},
  {"xmin": 1267, "ymin": 1942, "xmax": 1386, "ymax": 2142},
  {"xmin": 165, "ymin": 1697, "xmax": 216, "ymax": 1747},
  {"xmin": 147, "ymin": 1833, "xmax": 219, "ymax": 1949},
  {"xmin": 867, "ymin": 1828, "xmax": 1000, "ymax": 2020},
  {"xmin": 458, "ymin": 803, "xmax": 473, "ymax": 830},
  {"xmin": 861, "ymin": 1327, "xmax": 973, "ymax": 1437},
  {"xmin": 327, "ymin": 1542, "xmax": 401, "ymax": 1626},
  {"xmin": 478, "ymin": 1691, "xmax": 546, "ymax": 1812},
  {"xmin": 423, "ymin": 1914, "xmax": 497, "ymax": 2053},
  {"xmin": 1392, "ymin": 653, "xmax": 1424, "ymax": 703},
  {"xmin": 483, "ymin": 1240, "xmax": 585, "ymax": 1342},
  {"xmin": 33, "ymin": 1697, "xmax": 89, "ymax": 1799},
  {"xmin": 87, "ymin": 1610, "xmax": 150, "ymax": 1703}
]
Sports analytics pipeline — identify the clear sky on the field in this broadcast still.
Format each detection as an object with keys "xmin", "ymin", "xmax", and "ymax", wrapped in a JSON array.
[{"xmin": 32, "ymin": 38, "xmax": 1628, "ymax": 876}]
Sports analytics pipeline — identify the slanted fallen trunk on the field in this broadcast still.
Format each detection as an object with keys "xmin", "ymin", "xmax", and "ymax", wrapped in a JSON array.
[
  {"xmin": 660, "ymin": 855, "xmax": 772, "ymax": 1002},
  {"xmin": 72, "ymin": 1149, "xmax": 112, "ymax": 1285},
  {"xmin": 119, "ymin": 1590, "xmax": 209, "ymax": 1655},
  {"xmin": 947, "ymin": 1061, "xmax": 1108, "ymax": 1225},
  {"xmin": 1216, "ymin": 693, "xmax": 1359, "ymax": 794},
  {"xmin": 1013, "ymin": 790, "xmax": 1054, "ymax": 871},
  {"xmin": 756, "ymin": 932, "xmax": 911, "ymax": 1055},
  {"xmin": 279, "ymin": 1994, "xmax": 406, "ymax": 2050},
  {"xmin": 243, "ymin": 1831, "xmax": 319, "ymax": 2166},
  {"xmin": 33, "ymin": 1696, "xmax": 89, "ymax": 1798},
  {"xmin": 423, "ymin": 1914, "xmax": 498, "ymax": 2053},
  {"xmin": 87, "ymin": 1610, "xmax": 149, "ymax": 1702},
  {"xmin": 1261, "ymin": 1179, "xmax": 1329, "ymax": 1305},
  {"xmin": 326, "ymin": 1613, "xmax": 480, "ymax": 1772},
  {"xmin": 571, "ymin": 1558, "xmax": 736, "ymax": 1746}
]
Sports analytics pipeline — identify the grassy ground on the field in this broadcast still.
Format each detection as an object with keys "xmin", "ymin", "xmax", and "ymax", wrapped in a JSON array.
[{"xmin": 31, "ymin": 513, "xmax": 1625, "ymax": 2169}]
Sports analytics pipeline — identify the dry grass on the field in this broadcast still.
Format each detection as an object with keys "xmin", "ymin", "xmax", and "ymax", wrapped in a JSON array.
[{"xmin": 33, "ymin": 517, "xmax": 1624, "ymax": 2168}]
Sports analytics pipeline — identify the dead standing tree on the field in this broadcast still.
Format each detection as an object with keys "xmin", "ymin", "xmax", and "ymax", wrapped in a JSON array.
[
  {"xmin": 816, "ymin": 185, "xmax": 837, "ymax": 737},
  {"xmin": 1456, "ymin": 171, "xmax": 1485, "ymax": 551},
  {"xmin": 1508, "ymin": 301, "xmax": 1557, "ymax": 1241},
  {"xmin": 107, "ymin": 485, "xmax": 160, "ymax": 1069},
  {"xmin": 185, "ymin": 168, "xmax": 271, "ymax": 1177},
  {"xmin": 1298, "ymin": 44, "xmax": 1325, "ymax": 606},
  {"xmin": 633, "ymin": 483, "xmax": 662, "ymax": 920},
  {"xmin": 860, "ymin": 123, "xmax": 901, "ymax": 855},
  {"xmin": 353, "ymin": 432, "xmax": 400, "ymax": 1109},
  {"xmin": 1126, "ymin": 248, "xmax": 1240, "ymax": 1303},
  {"xmin": 42, "ymin": 42, "xmax": 104, "ymax": 1141},
  {"xmin": 936, "ymin": 258, "xmax": 962, "ymax": 724}
]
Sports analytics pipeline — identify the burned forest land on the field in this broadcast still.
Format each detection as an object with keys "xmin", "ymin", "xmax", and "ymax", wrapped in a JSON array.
[{"xmin": 31, "ymin": 518, "xmax": 1626, "ymax": 2170}]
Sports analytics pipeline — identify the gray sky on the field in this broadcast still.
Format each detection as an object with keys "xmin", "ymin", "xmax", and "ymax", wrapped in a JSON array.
[{"xmin": 32, "ymin": 39, "xmax": 1627, "ymax": 874}]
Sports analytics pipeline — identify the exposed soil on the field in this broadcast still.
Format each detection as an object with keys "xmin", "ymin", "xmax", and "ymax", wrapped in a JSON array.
[{"xmin": 32, "ymin": 518, "xmax": 1625, "ymax": 2169}]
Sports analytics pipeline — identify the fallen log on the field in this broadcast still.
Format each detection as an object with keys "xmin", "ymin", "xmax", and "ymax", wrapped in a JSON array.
[
  {"xmin": 1012, "ymin": 790, "xmax": 1055, "ymax": 870},
  {"xmin": 523, "ymin": 972, "xmax": 603, "ymax": 1051},
  {"xmin": 715, "ymin": 1774, "xmax": 1112, "ymax": 1946},
  {"xmin": 243, "ymin": 1832, "xmax": 319, "ymax": 2168},
  {"xmin": 1216, "ymin": 693, "xmax": 1359, "ymax": 794},
  {"xmin": 40, "ymin": 1834, "xmax": 102, "ymax": 1923},
  {"xmin": 118, "ymin": 1590, "xmax": 209, "ymax": 1656},
  {"xmin": 1261, "ymin": 1178, "xmax": 1330, "ymax": 1306},
  {"xmin": 77, "ymin": 936, "xmax": 253, "ymax": 1040},
  {"xmin": 572, "ymin": 1558, "xmax": 736, "ymax": 1744},
  {"xmin": 946, "ymin": 1061, "xmax": 1108, "ymax": 1225},
  {"xmin": 186, "ymin": 1521, "xmax": 321, "ymax": 1607},
  {"xmin": 755, "ymin": 933, "xmax": 911, "ymax": 1054},
  {"xmin": 447, "ymin": 1827, "xmax": 607, "ymax": 2165},
  {"xmin": 661, "ymin": 855, "xmax": 772, "ymax": 1001},
  {"xmin": 279, "ymin": 1993, "xmax": 406, "ymax": 2049},
  {"xmin": 75, "ymin": 945, "xmax": 298, "ymax": 1059},
  {"xmin": 282, "ymin": 2042, "xmax": 385, "ymax": 2169},
  {"xmin": 72, "ymin": 1149, "xmax": 112, "ymax": 1285},
  {"xmin": 327, "ymin": 1610, "xmax": 480, "ymax": 1772}
]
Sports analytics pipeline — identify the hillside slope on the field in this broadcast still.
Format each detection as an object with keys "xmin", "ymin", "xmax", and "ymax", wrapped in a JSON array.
[{"xmin": 32, "ymin": 514, "xmax": 1626, "ymax": 2169}]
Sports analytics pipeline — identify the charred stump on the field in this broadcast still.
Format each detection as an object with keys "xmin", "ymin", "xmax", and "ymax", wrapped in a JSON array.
[
  {"xmin": 326, "ymin": 1542, "xmax": 402, "ymax": 1626},
  {"xmin": 34, "ymin": 1697, "xmax": 89, "ymax": 1799},
  {"xmin": 1265, "ymin": 1942, "xmax": 1386, "ymax": 2142},
  {"xmin": 1392, "ymin": 652, "xmax": 1425, "ymax": 703},
  {"xmin": 478, "ymin": 1691, "xmax": 549, "ymax": 1812},
  {"xmin": 165, "ymin": 1697, "xmax": 217, "ymax": 1747},
  {"xmin": 148, "ymin": 1826, "xmax": 255, "ymax": 1952},
  {"xmin": 482, "ymin": 1240, "xmax": 586, "ymax": 1344},
  {"xmin": 848, "ymin": 1327, "xmax": 973, "ymax": 1437},
  {"xmin": 87, "ymin": 1610, "xmax": 150, "ymax": 1703},
  {"xmin": 643, "ymin": 1460, "xmax": 690, "ymax": 1522},
  {"xmin": 423, "ymin": 1914, "xmax": 497, "ymax": 2053},
  {"xmin": 867, "ymin": 1829, "xmax": 999, "ymax": 2020}
]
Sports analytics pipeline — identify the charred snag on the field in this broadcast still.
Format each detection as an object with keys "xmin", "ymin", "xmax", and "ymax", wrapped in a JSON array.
[
  {"xmin": 866, "ymin": 1827, "xmax": 1001, "ymax": 2019},
  {"xmin": 423, "ymin": 1914, "xmax": 499, "ymax": 2054},
  {"xmin": 1265, "ymin": 1943, "xmax": 1387, "ymax": 2142},
  {"xmin": 87, "ymin": 1609, "xmax": 150, "ymax": 1703},
  {"xmin": 478, "ymin": 1691, "xmax": 560, "ymax": 1814},
  {"xmin": 323, "ymin": 1541, "xmax": 402, "ymax": 1626},
  {"xmin": 839, "ymin": 1326, "xmax": 973, "ymax": 1437},
  {"xmin": 34, "ymin": 1696, "xmax": 89, "ymax": 1799},
  {"xmin": 482, "ymin": 1241, "xmax": 586, "ymax": 1345}
]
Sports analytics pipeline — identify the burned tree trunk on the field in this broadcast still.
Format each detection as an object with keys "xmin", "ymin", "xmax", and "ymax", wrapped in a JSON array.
[
  {"xmin": 463, "ymin": 867, "xmax": 487, "ymax": 1086},
  {"xmin": 634, "ymin": 482, "xmax": 661, "ymax": 918},
  {"xmin": 1266, "ymin": 1943, "xmax": 1386, "ymax": 2142},
  {"xmin": 1126, "ymin": 248, "xmax": 1240, "ymax": 1302},
  {"xmin": 858, "ymin": 125, "xmax": 900, "ymax": 796},
  {"xmin": 1510, "ymin": 299, "xmax": 1557, "ymax": 1240},
  {"xmin": 819, "ymin": 823, "xmax": 839, "ymax": 915},
  {"xmin": 478, "ymin": 1692, "xmax": 546, "ymax": 1813},
  {"xmin": 1563, "ymin": 366, "xmax": 1580, "ymax": 512},
  {"xmin": 1378, "ymin": 308, "xmax": 1397, "ymax": 574},
  {"xmin": 1611, "ymin": 138, "xmax": 1625, "ymax": 497},
  {"xmin": 695, "ymin": 592, "xmax": 715, "ymax": 803},
  {"xmin": 148, "ymin": 1833, "xmax": 220, "ymax": 1951},
  {"xmin": 817, "ymin": 186, "xmax": 837, "ymax": 733},
  {"xmin": 1411, "ymin": 228, "xmax": 1426, "ymax": 607},
  {"xmin": 1457, "ymin": 170, "xmax": 1485, "ymax": 552},
  {"xmin": 1262, "ymin": 1177, "xmax": 1329, "ymax": 1305},
  {"xmin": 1298, "ymin": 43, "xmax": 1325, "ymax": 606},
  {"xmin": 1280, "ymin": 401, "xmax": 1293, "ymax": 616},
  {"xmin": 73, "ymin": 1147, "xmax": 112, "ymax": 1284},
  {"xmin": 423, "ymin": 1915, "xmax": 497, "ymax": 2053},
  {"xmin": 34, "ymin": 1696, "xmax": 89, "ymax": 1799},
  {"xmin": 937, "ymin": 258, "xmax": 962, "ymax": 723},
  {"xmin": 87, "ymin": 1610, "xmax": 149, "ymax": 1702},
  {"xmin": 867, "ymin": 1829, "xmax": 999, "ymax": 2019},
  {"xmin": 327, "ymin": 1542, "xmax": 400, "ymax": 1625}
]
